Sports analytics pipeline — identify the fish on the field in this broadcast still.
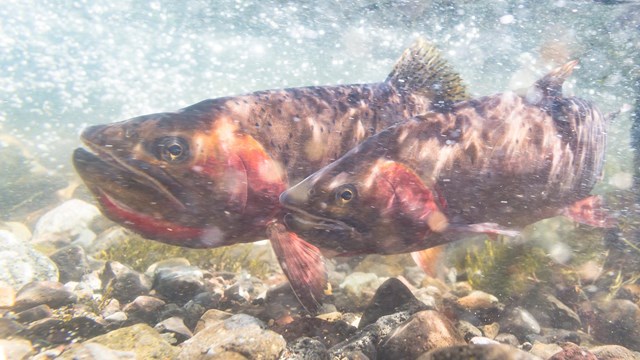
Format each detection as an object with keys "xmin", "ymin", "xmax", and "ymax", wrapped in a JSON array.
[
  {"xmin": 72, "ymin": 38, "xmax": 467, "ymax": 312},
  {"xmin": 280, "ymin": 61, "xmax": 613, "ymax": 260}
]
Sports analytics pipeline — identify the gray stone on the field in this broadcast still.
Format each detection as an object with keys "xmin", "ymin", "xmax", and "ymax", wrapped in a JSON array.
[
  {"xmin": 457, "ymin": 320, "xmax": 482, "ymax": 342},
  {"xmin": 547, "ymin": 342, "xmax": 596, "ymax": 360},
  {"xmin": 13, "ymin": 281, "xmax": 76, "ymax": 312},
  {"xmin": 339, "ymin": 272, "xmax": 388, "ymax": 310},
  {"xmin": 179, "ymin": 314, "xmax": 285, "ymax": 359},
  {"xmin": 0, "ymin": 283, "xmax": 16, "ymax": 308},
  {"xmin": 23, "ymin": 315, "xmax": 106, "ymax": 344},
  {"xmin": 280, "ymin": 337, "xmax": 330, "ymax": 360},
  {"xmin": 329, "ymin": 311, "xmax": 412, "ymax": 359},
  {"xmin": 101, "ymin": 261, "xmax": 151, "ymax": 303},
  {"xmin": 417, "ymin": 344, "xmax": 541, "ymax": 360},
  {"xmin": 530, "ymin": 341, "xmax": 562, "ymax": 359},
  {"xmin": 104, "ymin": 311, "xmax": 127, "ymax": 323},
  {"xmin": 49, "ymin": 245, "xmax": 90, "ymax": 283},
  {"xmin": 154, "ymin": 316, "xmax": 193, "ymax": 343},
  {"xmin": 377, "ymin": 310, "xmax": 465, "ymax": 359},
  {"xmin": 495, "ymin": 333, "xmax": 520, "ymax": 347},
  {"xmin": 359, "ymin": 277, "xmax": 431, "ymax": 329},
  {"xmin": 0, "ymin": 338, "xmax": 34, "ymax": 360},
  {"xmin": 500, "ymin": 307, "xmax": 541, "ymax": 339},
  {"xmin": 153, "ymin": 265, "xmax": 205, "ymax": 304},
  {"xmin": 31, "ymin": 199, "xmax": 100, "ymax": 247},
  {"xmin": 15, "ymin": 304, "xmax": 52, "ymax": 323},
  {"xmin": 122, "ymin": 295, "xmax": 165, "ymax": 324},
  {"xmin": 0, "ymin": 318, "xmax": 25, "ymax": 338},
  {"xmin": 469, "ymin": 336, "xmax": 500, "ymax": 345},
  {"xmin": 0, "ymin": 230, "xmax": 58, "ymax": 290}
]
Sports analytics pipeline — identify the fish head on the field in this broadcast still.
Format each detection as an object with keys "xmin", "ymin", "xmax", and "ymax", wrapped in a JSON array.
[
  {"xmin": 73, "ymin": 106, "xmax": 286, "ymax": 248},
  {"xmin": 280, "ymin": 155, "xmax": 448, "ymax": 255}
]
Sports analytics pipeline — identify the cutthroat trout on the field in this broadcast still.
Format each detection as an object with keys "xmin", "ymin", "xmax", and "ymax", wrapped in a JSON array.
[
  {"xmin": 72, "ymin": 39, "xmax": 467, "ymax": 312},
  {"xmin": 281, "ymin": 61, "xmax": 612, "ymax": 259}
]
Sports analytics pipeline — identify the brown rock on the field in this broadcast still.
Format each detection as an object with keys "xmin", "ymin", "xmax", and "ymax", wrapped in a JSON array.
[
  {"xmin": 0, "ymin": 339, "xmax": 34, "ymax": 359},
  {"xmin": 0, "ymin": 284, "xmax": 16, "ymax": 308},
  {"xmin": 13, "ymin": 281, "xmax": 76, "ymax": 312},
  {"xmin": 359, "ymin": 277, "xmax": 430, "ymax": 328},
  {"xmin": 270, "ymin": 317, "xmax": 356, "ymax": 348},
  {"xmin": 592, "ymin": 299, "xmax": 640, "ymax": 351},
  {"xmin": 589, "ymin": 344, "xmax": 640, "ymax": 360},
  {"xmin": 194, "ymin": 309, "xmax": 233, "ymax": 334},
  {"xmin": 122, "ymin": 295, "xmax": 165, "ymax": 324},
  {"xmin": 378, "ymin": 310, "xmax": 465, "ymax": 359},
  {"xmin": 548, "ymin": 342, "xmax": 596, "ymax": 360},
  {"xmin": 417, "ymin": 344, "xmax": 541, "ymax": 359}
]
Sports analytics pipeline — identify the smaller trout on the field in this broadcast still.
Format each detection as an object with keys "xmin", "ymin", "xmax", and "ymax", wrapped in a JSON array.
[{"xmin": 281, "ymin": 61, "xmax": 612, "ymax": 257}]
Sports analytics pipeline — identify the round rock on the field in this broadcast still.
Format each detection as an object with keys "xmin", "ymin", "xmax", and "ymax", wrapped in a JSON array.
[
  {"xmin": 49, "ymin": 245, "xmax": 91, "ymax": 283},
  {"xmin": 0, "ymin": 230, "xmax": 58, "ymax": 290},
  {"xmin": 13, "ymin": 281, "xmax": 76, "ymax": 312},
  {"xmin": 153, "ymin": 265, "xmax": 205, "ymax": 304}
]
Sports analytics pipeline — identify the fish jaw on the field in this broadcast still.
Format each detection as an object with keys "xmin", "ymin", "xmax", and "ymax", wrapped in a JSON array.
[
  {"xmin": 280, "ymin": 159, "xmax": 450, "ymax": 255},
  {"xmin": 74, "ymin": 107, "xmax": 294, "ymax": 248}
]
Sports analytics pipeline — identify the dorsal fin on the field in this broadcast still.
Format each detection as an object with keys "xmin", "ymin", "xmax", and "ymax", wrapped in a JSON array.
[
  {"xmin": 527, "ymin": 60, "xmax": 579, "ymax": 104},
  {"xmin": 386, "ymin": 38, "xmax": 468, "ymax": 108}
]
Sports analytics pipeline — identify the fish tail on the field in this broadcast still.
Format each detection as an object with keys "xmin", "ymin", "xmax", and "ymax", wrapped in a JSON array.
[{"xmin": 385, "ymin": 37, "xmax": 468, "ymax": 108}]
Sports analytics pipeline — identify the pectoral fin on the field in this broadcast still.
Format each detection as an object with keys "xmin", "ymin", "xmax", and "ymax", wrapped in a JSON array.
[
  {"xmin": 561, "ymin": 195, "xmax": 616, "ymax": 228},
  {"xmin": 267, "ymin": 221, "xmax": 328, "ymax": 314}
]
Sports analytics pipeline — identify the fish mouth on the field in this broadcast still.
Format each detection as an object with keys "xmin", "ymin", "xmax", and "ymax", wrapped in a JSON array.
[
  {"xmin": 283, "ymin": 208, "xmax": 362, "ymax": 242},
  {"xmin": 73, "ymin": 145, "xmax": 203, "ymax": 243}
]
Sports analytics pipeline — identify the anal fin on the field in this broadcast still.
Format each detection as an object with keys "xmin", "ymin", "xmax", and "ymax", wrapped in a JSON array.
[
  {"xmin": 561, "ymin": 195, "xmax": 616, "ymax": 228},
  {"xmin": 267, "ymin": 221, "xmax": 327, "ymax": 314},
  {"xmin": 411, "ymin": 245, "xmax": 446, "ymax": 278},
  {"xmin": 447, "ymin": 222, "xmax": 521, "ymax": 238}
]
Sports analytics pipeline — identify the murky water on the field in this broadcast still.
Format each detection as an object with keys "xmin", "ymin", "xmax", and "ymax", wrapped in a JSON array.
[{"xmin": 1, "ymin": 0, "xmax": 640, "ymax": 358}]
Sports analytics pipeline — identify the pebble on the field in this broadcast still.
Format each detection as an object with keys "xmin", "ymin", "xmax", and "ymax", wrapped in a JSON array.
[
  {"xmin": 0, "ymin": 339, "xmax": 35, "ymax": 360},
  {"xmin": 80, "ymin": 323, "xmax": 177, "ymax": 359},
  {"xmin": 468, "ymin": 336, "xmax": 500, "ymax": 345},
  {"xmin": 547, "ymin": 342, "xmax": 596, "ymax": 360},
  {"xmin": 13, "ymin": 281, "xmax": 76, "ymax": 312},
  {"xmin": 281, "ymin": 337, "xmax": 330, "ymax": 360},
  {"xmin": 457, "ymin": 320, "xmax": 483, "ymax": 341},
  {"xmin": 377, "ymin": 310, "xmax": 465, "ymax": 359},
  {"xmin": 179, "ymin": 314, "xmax": 286, "ymax": 359},
  {"xmin": 122, "ymin": 295, "xmax": 165, "ymax": 324},
  {"xmin": 589, "ymin": 344, "xmax": 640, "ymax": 360},
  {"xmin": 481, "ymin": 322, "xmax": 500, "ymax": 339},
  {"xmin": 271, "ymin": 317, "xmax": 356, "ymax": 348},
  {"xmin": 417, "ymin": 343, "xmax": 541, "ymax": 360},
  {"xmin": 454, "ymin": 290, "xmax": 504, "ymax": 324},
  {"xmin": 15, "ymin": 304, "xmax": 52, "ymax": 323},
  {"xmin": 530, "ymin": 341, "xmax": 563, "ymax": 359},
  {"xmin": 0, "ymin": 230, "xmax": 58, "ymax": 290},
  {"xmin": 0, "ymin": 318, "xmax": 25, "ymax": 338},
  {"xmin": 153, "ymin": 265, "xmax": 205, "ymax": 304},
  {"xmin": 330, "ymin": 311, "xmax": 412, "ymax": 358},
  {"xmin": 495, "ymin": 333, "xmax": 520, "ymax": 347},
  {"xmin": 49, "ymin": 245, "xmax": 91, "ymax": 283},
  {"xmin": 154, "ymin": 316, "xmax": 193, "ymax": 343},
  {"xmin": 592, "ymin": 299, "xmax": 640, "ymax": 351},
  {"xmin": 359, "ymin": 277, "xmax": 430, "ymax": 328},
  {"xmin": 23, "ymin": 315, "xmax": 106, "ymax": 344},
  {"xmin": 194, "ymin": 309, "xmax": 233, "ymax": 333},
  {"xmin": 104, "ymin": 311, "xmax": 127, "ymax": 323},
  {"xmin": 500, "ymin": 307, "xmax": 541, "ymax": 339},
  {"xmin": 58, "ymin": 342, "xmax": 135, "ymax": 360},
  {"xmin": 31, "ymin": 199, "xmax": 100, "ymax": 246},
  {"xmin": 100, "ymin": 261, "xmax": 152, "ymax": 303}
]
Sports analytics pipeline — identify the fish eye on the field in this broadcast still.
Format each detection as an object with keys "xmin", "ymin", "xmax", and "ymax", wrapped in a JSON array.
[
  {"xmin": 157, "ymin": 137, "xmax": 189, "ymax": 162},
  {"xmin": 335, "ymin": 184, "xmax": 357, "ymax": 205}
]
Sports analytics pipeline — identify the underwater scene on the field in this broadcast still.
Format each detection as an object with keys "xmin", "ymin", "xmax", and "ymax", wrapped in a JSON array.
[{"xmin": 1, "ymin": 0, "xmax": 640, "ymax": 358}]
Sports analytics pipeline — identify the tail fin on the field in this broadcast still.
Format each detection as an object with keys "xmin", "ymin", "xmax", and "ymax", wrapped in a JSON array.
[
  {"xmin": 386, "ymin": 38, "xmax": 468, "ymax": 108},
  {"xmin": 531, "ymin": 60, "xmax": 579, "ymax": 100}
]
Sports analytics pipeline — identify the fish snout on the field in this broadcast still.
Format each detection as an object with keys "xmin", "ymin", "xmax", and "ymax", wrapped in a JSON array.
[
  {"xmin": 279, "ymin": 183, "xmax": 312, "ymax": 209},
  {"xmin": 81, "ymin": 123, "xmax": 139, "ymax": 149}
]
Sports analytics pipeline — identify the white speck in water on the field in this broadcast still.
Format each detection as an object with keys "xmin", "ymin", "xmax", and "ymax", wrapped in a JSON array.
[{"xmin": 499, "ymin": 14, "xmax": 515, "ymax": 25}]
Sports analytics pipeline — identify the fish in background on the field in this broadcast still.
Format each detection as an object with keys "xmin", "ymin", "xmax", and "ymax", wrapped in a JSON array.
[
  {"xmin": 281, "ymin": 61, "xmax": 613, "ymax": 271},
  {"xmin": 72, "ymin": 38, "xmax": 467, "ymax": 312}
]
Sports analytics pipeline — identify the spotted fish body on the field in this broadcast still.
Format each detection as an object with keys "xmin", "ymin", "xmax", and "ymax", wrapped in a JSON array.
[
  {"xmin": 281, "ymin": 61, "xmax": 610, "ymax": 257},
  {"xmin": 73, "ymin": 39, "xmax": 466, "ymax": 312}
]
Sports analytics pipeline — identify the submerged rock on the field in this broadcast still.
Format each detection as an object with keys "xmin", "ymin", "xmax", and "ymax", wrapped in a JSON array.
[
  {"xmin": 122, "ymin": 295, "xmax": 165, "ymax": 324},
  {"xmin": 100, "ymin": 261, "xmax": 152, "ymax": 303},
  {"xmin": 13, "ymin": 281, "xmax": 76, "ymax": 312},
  {"xmin": 80, "ymin": 323, "xmax": 177, "ymax": 359},
  {"xmin": 0, "ymin": 230, "xmax": 58, "ymax": 290},
  {"xmin": 179, "ymin": 314, "xmax": 286, "ymax": 359},
  {"xmin": 281, "ymin": 337, "xmax": 330, "ymax": 360},
  {"xmin": 547, "ymin": 342, "xmax": 596, "ymax": 360},
  {"xmin": 339, "ymin": 272, "xmax": 388, "ymax": 310},
  {"xmin": 154, "ymin": 316, "xmax": 193, "ymax": 343},
  {"xmin": 377, "ymin": 310, "xmax": 465, "ymax": 359},
  {"xmin": 589, "ymin": 344, "xmax": 640, "ymax": 360},
  {"xmin": 359, "ymin": 277, "xmax": 431, "ymax": 329},
  {"xmin": 49, "ymin": 245, "xmax": 91, "ymax": 283},
  {"xmin": 153, "ymin": 265, "xmax": 205, "ymax": 304},
  {"xmin": 0, "ymin": 338, "xmax": 35, "ymax": 360},
  {"xmin": 58, "ymin": 342, "xmax": 136, "ymax": 360},
  {"xmin": 592, "ymin": 299, "xmax": 640, "ymax": 351},
  {"xmin": 31, "ymin": 199, "xmax": 100, "ymax": 247},
  {"xmin": 500, "ymin": 307, "xmax": 541, "ymax": 340},
  {"xmin": 417, "ymin": 343, "xmax": 541, "ymax": 359}
]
